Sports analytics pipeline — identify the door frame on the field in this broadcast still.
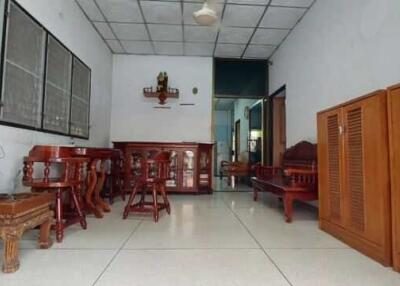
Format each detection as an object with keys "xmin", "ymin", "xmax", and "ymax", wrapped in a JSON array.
[
  {"xmin": 235, "ymin": 119, "xmax": 241, "ymax": 161},
  {"xmin": 264, "ymin": 85, "xmax": 286, "ymax": 165}
]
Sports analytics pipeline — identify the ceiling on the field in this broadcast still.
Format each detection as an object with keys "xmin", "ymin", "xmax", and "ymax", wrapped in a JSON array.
[{"xmin": 75, "ymin": 0, "xmax": 315, "ymax": 59}]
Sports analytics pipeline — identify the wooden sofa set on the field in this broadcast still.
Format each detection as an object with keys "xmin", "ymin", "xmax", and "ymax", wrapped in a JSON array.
[{"xmin": 251, "ymin": 141, "xmax": 318, "ymax": 222}]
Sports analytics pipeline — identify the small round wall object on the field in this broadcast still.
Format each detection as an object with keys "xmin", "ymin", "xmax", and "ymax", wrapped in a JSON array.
[
  {"xmin": 192, "ymin": 87, "xmax": 198, "ymax": 95},
  {"xmin": 244, "ymin": 106, "xmax": 250, "ymax": 119}
]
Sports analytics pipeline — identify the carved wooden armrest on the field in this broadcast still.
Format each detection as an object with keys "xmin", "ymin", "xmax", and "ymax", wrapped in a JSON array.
[
  {"xmin": 254, "ymin": 165, "xmax": 281, "ymax": 180},
  {"xmin": 284, "ymin": 168, "xmax": 318, "ymax": 189}
]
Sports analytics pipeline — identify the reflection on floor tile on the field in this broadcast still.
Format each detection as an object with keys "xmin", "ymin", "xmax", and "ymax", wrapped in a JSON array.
[
  {"xmin": 0, "ymin": 192, "xmax": 398, "ymax": 285},
  {"xmin": 0, "ymin": 249, "xmax": 115, "ymax": 286},
  {"xmin": 95, "ymin": 249, "xmax": 290, "ymax": 286},
  {"xmin": 268, "ymin": 248, "xmax": 400, "ymax": 286}
]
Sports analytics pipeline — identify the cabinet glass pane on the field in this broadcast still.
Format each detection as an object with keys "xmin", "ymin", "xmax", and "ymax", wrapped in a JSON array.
[
  {"xmin": 0, "ymin": 2, "xmax": 45, "ymax": 127},
  {"xmin": 166, "ymin": 150, "xmax": 178, "ymax": 188},
  {"xmin": 70, "ymin": 57, "xmax": 90, "ymax": 138},
  {"xmin": 43, "ymin": 36, "xmax": 72, "ymax": 133},
  {"xmin": 183, "ymin": 150, "xmax": 195, "ymax": 188},
  {"xmin": 199, "ymin": 151, "xmax": 210, "ymax": 187}
]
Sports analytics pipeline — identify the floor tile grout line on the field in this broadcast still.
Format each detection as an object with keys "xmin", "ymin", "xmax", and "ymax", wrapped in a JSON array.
[
  {"xmin": 121, "ymin": 247, "xmax": 262, "ymax": 251},
  {"xmin": 91, "ymin": 220, "xmax": 144, "ymax": 286},
  {"xmin": 221, "ymin": 199, "xmax": 294, "ymax": 286}
]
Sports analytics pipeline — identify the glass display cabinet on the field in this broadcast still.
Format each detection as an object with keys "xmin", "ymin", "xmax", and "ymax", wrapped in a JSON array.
[{"xmin": 113, "ymin": 142, "xmax": 213, "ymax": 194}]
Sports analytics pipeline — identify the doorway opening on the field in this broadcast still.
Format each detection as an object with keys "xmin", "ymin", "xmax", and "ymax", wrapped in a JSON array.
[{"xmin": 213, "ymin": 98, "xmax": 263, "ymax": 191}]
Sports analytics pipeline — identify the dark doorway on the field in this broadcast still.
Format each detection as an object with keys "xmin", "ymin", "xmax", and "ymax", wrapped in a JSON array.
[{"xmin": 249, "ymin": 102, "xmax": 263, "ymax": 165}]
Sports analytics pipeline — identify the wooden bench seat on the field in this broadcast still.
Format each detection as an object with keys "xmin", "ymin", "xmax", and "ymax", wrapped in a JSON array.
[{"xmin": 251, "ymin": 141, "xmax": 318, "ymax": 222}]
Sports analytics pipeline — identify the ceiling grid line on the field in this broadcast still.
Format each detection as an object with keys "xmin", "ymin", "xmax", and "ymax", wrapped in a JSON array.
[
  {"xmin": 76, "ymin": 0, "xmax": 316, "ymax": 58},
  {"xmin": 137, "ymin": 0, "xmax": 156, "ymax": 54},
  {"xmin": 240, "ymin": 0, "xmax": 272, "ymax": 59},
  {"xmin": 212, "ymin": 0, "xmax": 228, "ymax": 58},
  {"xmin": 93, "ymin": 0, "xmax": 127, "ymax": 53}
]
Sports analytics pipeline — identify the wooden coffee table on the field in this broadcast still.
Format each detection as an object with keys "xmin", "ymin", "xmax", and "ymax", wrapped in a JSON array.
[{"xmin": 0, "ymin": 192, "xmax": 54, "ymax": 273}]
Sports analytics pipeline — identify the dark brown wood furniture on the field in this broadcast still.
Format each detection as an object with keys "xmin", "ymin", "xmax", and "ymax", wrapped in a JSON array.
[
  {"xmin": 388, "ymin": 84, "xmax": 400, "ymax": 271},
  {"xmin": 23, "ymin": 148, "xmax": 88, "ymax": 243},
  {"xmin": 317, "ymin": 89, "xmax": 392, "ymax": 266},
  {"xmin": 252, "ymin": 141, "xmax": 318, "ymax": 222},
  {"xmin": 0, "ymin": 192, "xmax": 53, "ymax": 273},
  {"xmin": 220, "ymin": 160, "xmax": 251, "ymax": 187},
  {"xmin": 113, "ymin": 142, "xmax": 213, "ymax": 194},
  {"xmin": 25, "ymin": 146, "xmax": 123, "ymax": 219},
  {"xmin": 123, "ymin": 151, "xmax": 171, "ymax": 222},
  {"xmin": 72, "ymin": 147, "xmax": 123, "ymax": 216}
]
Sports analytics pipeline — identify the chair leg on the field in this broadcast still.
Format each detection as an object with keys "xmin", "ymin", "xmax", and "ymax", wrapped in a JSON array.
[
  {"xmin": 160, "ymin": 183, "xmax": 170, "ymax": 214},
  {"xmin": 70, "ymin": 187, "xmax": 87, "ymax": 230},
  {"xmin": 253, "ymin": 188, "xmax": 258, "ymax": 201},
  {"xmin": 123, "ymin": 183, "xmax": 139, "ymax": 219},
  {"xmin": 55, "ymin": 189, "xmax": 64, "ymax": 243},
  {"xmin": 152, "ymin": 185, "xmax": 159, "ymax": 222},
  {"xmin": 283, "ymin": 195, "xmax": 293, "ymax": 223}
]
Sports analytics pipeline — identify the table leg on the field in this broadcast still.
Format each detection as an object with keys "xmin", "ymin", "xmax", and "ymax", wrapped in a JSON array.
[
  {"xmin": 1, "ymin": 230, "xmax": 21, "ymax": 273},
  {"xmin": 86, "ymin": 160, "xmax": 103, "ymax": 218},
  {"xmin": 94, "ymin": 160, "xmax": 111, "ymax": 214},
  {"xmin": 38, "ymin": 213, "xmax": 53, "ymax": 249}
]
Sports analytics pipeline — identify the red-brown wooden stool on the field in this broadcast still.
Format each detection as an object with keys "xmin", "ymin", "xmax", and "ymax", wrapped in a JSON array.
[
  {"xmin": 123, "ymin": 151, "xmax": 171, "ymax": 222},
  {"xmin": 23, "ymin": 154, "xmax": 88, "ymax": 243}
]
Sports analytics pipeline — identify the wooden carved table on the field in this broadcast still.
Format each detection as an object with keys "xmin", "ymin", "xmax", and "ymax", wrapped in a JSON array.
[
  {"xmin": 0, "ymin": 192, "xmax": 53, "ymax": 273},
  {"xmin": 73, "ymin": 147, "xmax": 122, "ymax": 218}
]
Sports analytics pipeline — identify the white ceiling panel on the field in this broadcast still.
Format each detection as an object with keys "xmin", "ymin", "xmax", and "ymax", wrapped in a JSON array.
[
  {"xmin": 111, "ymin": 23, "xmax": 149, "ymax": 40},
  {"xmin": 141, "ymin": 1, "xmax": 182, "ymax": 24},
  {"xmin": 260, "ymin": 6, "xmax": 306, "ymax": 28},
  {"xmin": 93, "ymin": 22, "xmax": 115, "ymax": 39},
  {"xmin": 228, "ymin": 0, "xmax": 269, "ymax": 4},
  {"xmin": 106, "ymin": 40, "xmax": 125, "ymax": 53},
  {"xmin": 148, "ymin": 24, "xmax": 183, "ymax": 41},
  {"xmin": 271, "ymin": 0, "xmax": 314, "ymax": 8},
  {"xmin": 76, "ymin": 0, "xmax": 104, "ymax": 21},
  {"xmin": 218, "ymin": 27, "xmax": 254, "ymax": 44},
  {"xmin": 121, "ymin": 40, "xmax": 153, "ymax": 54},
  {"xmin": 184, "ymin": 26, "xmax": 218, "ymax": 43},
  {"xmin": 243, "ymin": 45, "xmax": 275, "ymax": 58},
  {"xmin": 76, "ymin": 0, "xmax": 314, "ymax": 58},
  {"xmin": 251, "ymin": 28, "xmax": 289, "ymax": 45},
  {"xmin": 215, "ymin": 44, "xmax": 246, "ymax": 58},
  {"xmin": 96, "ymin": 0, "xmax": 143, "ymax": 22},
  {"xmin": 183, "ymin": 3, "xmax": 223, "ymax": 25},
  {"xmin": 154, "ymin": 42, "xmax": 184, "ymax": 55},
  {"xmin": 184, "ymin": 43, "xmax": 214, "ymax": 57},
  {"xmin": 222, "ymin": 4, "xmax": 265, "ymax": 27},
  {"xmin": 183, "ymin": 0, "xmax": 225, "ymax": 2}
]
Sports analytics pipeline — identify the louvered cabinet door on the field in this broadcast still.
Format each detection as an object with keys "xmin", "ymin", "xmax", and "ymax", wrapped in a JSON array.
[
  {"xmin": 388, "ymin": 84, "xmax": 400, "ymax": 271},
  {"xmin": 342, "ymin": 90, "xmax": 391, "ymax": 265},
  {"xmin": 317, "ymin": 109, "xmax": 345, "ymax": 225}
]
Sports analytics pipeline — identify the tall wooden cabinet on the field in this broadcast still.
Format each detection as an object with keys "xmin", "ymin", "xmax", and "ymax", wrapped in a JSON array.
[
  {"xmin": 113, "ymin": 142, "xmax": 213, "ymax": 194},
  {"xmin": 317, "ymin": 90, "xmax": 392, "ymax": 266},
  {"xmin": 388, "ymin": 84, "xmax": 400, "ymax": 271}
]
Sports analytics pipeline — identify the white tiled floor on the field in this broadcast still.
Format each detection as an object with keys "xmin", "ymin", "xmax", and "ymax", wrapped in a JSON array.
[{"xmin": 1, "ymin": 191, "xmax": 400, "ymax": 286}]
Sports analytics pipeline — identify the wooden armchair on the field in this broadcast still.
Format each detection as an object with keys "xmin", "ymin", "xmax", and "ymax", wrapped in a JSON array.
[
  {"xmin": 220, "ymin": 152, "xmax": 252, "ymax": 187},
  {"xmin": 22, "ymin": 152, "xmax": 88, "ymax": 242}
]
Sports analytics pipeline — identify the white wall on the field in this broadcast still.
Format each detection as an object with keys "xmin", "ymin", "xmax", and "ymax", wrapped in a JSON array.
[
  {"xmin": 110, "ymin": 55, "xmax": 213, "ymax": 143},
  {"xmin": 269, "ymin": 0, "xmax": 400, "ymax": 146},
  {"xmin": 0, "ymin": 0, "xmax": 113, "ymax": 193}
]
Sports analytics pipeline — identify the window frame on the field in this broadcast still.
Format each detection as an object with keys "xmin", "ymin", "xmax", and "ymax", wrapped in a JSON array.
[{"xmin": 0, "ymin": 0, "xmax": 91, "ymax": 139}]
